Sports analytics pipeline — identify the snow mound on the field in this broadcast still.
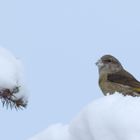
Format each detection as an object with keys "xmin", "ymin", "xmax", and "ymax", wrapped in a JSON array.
[
  {"xmin": 28, "ymin": 94, "xmax": 140, "ymax": 140},
  {"xmin": 0, "ymin": 47, "xmax": 28, "ymax": 109},
  {"xmin": 28, "ymin": 124, "xmax": 70, "ymax": 140}
]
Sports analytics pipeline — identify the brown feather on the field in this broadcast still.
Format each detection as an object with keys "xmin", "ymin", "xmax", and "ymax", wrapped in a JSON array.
[{"xmin": 107, "ymin": 70, "xmax": 140, "ymax": 88}]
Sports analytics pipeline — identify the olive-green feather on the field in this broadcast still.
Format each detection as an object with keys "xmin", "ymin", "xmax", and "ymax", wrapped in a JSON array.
[{"xmin": 107, "ymin": 70, "xmax": 140, "ymax": 89}]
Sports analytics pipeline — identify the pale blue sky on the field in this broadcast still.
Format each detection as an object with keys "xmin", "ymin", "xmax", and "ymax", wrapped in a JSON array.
[{"xmin": 0, "ymin": 0, "xmax": 140, "ymax": 140}]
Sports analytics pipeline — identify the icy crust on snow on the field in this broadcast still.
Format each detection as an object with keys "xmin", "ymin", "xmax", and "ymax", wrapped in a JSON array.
[{"xmin": 29, "ymin": 94, "xmax": 140, "ymax": 140}]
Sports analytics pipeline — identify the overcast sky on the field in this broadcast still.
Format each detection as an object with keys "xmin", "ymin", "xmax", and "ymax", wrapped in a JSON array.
[{"xmin": 0, "ymin": 0, "xmax": 140, "ymax": 140}]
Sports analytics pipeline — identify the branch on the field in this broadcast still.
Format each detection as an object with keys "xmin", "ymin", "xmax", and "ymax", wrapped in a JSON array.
[{"xmin": 0, "ymin": 87, "xmax": 27, "ymax": 110}]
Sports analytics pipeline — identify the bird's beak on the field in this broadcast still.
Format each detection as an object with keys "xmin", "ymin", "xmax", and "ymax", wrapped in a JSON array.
[
  {"xmin": 95, "ymin": 60, "xmax": 99, "ymax": 66},
  {"xmin": 95, "ymin": 59, "xmax": 104, "ymax": 68}
]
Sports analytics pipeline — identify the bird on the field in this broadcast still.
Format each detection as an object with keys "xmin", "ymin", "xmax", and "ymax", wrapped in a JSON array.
[{"xmin": 96, "ymin": 55, "xmax": 140, "ymax": 96}]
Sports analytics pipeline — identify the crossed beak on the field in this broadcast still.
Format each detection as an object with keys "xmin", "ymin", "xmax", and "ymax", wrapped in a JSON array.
[{"xmin": 95, "ymin": 59, "xmax": 104, "ymax": 68}]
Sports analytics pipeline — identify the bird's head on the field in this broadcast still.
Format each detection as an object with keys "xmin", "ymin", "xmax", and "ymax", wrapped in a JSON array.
[{"xmin": 96, "ymin": 55, "xmax": 123, "ymax": 74}]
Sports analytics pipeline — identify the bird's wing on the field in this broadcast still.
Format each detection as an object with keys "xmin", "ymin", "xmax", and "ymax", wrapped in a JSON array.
[{"xmin": 107, "ymin": 70, "xmax": 140, "ymax": 89}]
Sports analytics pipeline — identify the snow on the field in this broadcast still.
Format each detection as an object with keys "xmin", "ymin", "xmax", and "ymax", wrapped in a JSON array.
[
  {"xmin": 28, "ymin": 124, "xmax": 70, "ymax": 140},
  {"xmin": 28, "ymin": 94, "xmax": 140, "ymax": 140},
  {"xmin": 0, "ymin": 47, "xmax": 28, "ymax": 108}
]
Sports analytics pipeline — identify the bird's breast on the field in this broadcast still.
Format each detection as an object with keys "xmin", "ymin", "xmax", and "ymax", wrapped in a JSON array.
[{"xmin": 99, "ymin": 74, "xmax": 133, "ymax": 96}]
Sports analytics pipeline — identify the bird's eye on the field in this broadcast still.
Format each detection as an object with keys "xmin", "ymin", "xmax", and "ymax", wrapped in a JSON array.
[{"xmin": 105, "ymin": 59, "xmax": 112, "ymax": 63}]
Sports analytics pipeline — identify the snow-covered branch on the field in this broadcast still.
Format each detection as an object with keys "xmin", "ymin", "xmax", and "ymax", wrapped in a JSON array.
[
  {"xmin": 0, "ymin": 47, "xmax": 28, "ymax": 109},
  {"xmin": 28, "ymin": 94, "xmax": 140, "ymax": 140}
]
